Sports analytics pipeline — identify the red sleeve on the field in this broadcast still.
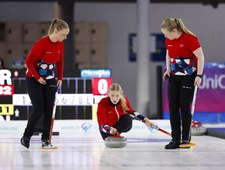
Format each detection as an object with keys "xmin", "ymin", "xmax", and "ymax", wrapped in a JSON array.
[
  {"xmin": 97, "ymin": 99, "xmax": 108, "ymax": 127},
  {"xmin": 56, "ymin": 43, "xmax": 64, "ymax": 80},
  {"xmin": 25, "ymin": 41, "xmax": 46, "ymax": 80}
]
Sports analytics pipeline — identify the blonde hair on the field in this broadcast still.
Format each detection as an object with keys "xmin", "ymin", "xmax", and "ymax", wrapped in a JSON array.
[
  {"xmin": 108, "ymin": 83, "xmax": 129, "ymax": 112},
  {"xmin": 161, "ymin": 18, "xmax": 195, "ymax": 36},
  {"xmin": 48, "ymin": 18, "xmax": 69, "ymax": 35}
]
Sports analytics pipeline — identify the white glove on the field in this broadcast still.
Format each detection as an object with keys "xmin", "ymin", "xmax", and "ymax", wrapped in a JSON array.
[
  {"xmin": 143, "ymin": 118, "xmax": 159, "ymax": 129},
  {"xmin": 110, "ymin": 127, "xmax": 120, "ymax": 136},
  {"xmin": 150, "ymin": 122, "xmax": 159, "ymax": 129}
]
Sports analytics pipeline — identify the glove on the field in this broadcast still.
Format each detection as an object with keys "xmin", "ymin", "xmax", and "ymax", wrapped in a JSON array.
[
  {"xmin": 150, "ymin": 122, "xmax": 159, "ymax": 129},
  {"xmin": 144, "ymin": 118, "xmax": 159, "ymax": 129}
]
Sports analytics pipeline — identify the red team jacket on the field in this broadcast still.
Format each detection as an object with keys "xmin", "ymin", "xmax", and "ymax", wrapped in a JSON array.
[
  {"xmin": 165, "ymin": 33, "xmax": 200, "ymax": 58},
  {"xmin": 97, "ymin": 96, "xmax": 134, "ymax": 128},
  {"xmin": 165, "ymin": 33, "xmax": 201, "ymax": 66},
  {"xmin": 25, "ymin": 36, "xmax": 64, "ymax": 80}
]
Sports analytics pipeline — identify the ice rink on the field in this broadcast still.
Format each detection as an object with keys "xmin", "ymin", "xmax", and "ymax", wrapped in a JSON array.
[{"xmin": 1, "ymin": 120, "xmax": 225, "ymax": 170}]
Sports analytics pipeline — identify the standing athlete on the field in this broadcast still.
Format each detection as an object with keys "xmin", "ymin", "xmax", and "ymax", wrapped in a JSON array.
[
  {"xmin": 161, "ymin": 18, "xmax": 204, "ymax": 149},
  {"xmin": 20, "ymin": 18, "xmax": 69, "ymax": 148}
]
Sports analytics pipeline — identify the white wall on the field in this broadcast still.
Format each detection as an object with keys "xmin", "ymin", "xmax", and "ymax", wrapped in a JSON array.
[{"xmin": 1, "ymin": 2, "xmax": 225, "ymax": 115}]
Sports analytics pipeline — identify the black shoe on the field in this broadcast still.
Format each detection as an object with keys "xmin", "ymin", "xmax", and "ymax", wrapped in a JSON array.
[
  {"xmin": 165, "ymin": 140, "xmax": 180, "ymax": 149},
  {"xmin": 20, "ymin": 136, "xmax": 30, "ymax": 148},
  {"xmin": 42, "ymin": 139, "xmax": 53, "ymax": 148}
]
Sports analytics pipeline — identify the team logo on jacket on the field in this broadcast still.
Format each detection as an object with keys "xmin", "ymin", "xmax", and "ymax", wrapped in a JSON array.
[{"xmin": 180, "ymin": 44, "xmax": 184, "ymax": 48}]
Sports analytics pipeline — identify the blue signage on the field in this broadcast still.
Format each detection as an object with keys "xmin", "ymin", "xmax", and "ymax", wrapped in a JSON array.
[{"xmin": 80, "ymin": 69, "xmax": 112, "ymax": 78}]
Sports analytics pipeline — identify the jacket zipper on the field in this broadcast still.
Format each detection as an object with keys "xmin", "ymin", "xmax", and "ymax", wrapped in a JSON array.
[{"xmin": 114, "ymin": 106, "xmax": 120, "ymax": 121}]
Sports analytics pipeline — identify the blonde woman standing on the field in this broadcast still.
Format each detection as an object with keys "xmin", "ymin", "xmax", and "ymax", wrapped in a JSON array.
[
  {"xmin": 161, "ymin": 18, "xmax": 204, "ymax": 149},
  {"xmin": 21, "ymin": 18, "xmax": 70, "ymax": 149}
]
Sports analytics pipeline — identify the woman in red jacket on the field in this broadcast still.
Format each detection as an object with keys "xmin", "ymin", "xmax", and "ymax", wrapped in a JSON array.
[
  {"xmin": 97, "ymin": 83, "xmax": 154, "ymax": 140},
  {"xmin": 20, "ymin": 18, "xmax": 69, "ymax": 149},
  {"xmin": 161, "ymin": 18, "xmax": 204, "ymax": 149}
]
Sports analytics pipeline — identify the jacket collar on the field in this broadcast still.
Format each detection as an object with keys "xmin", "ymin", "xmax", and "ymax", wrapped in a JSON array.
[{"xmin": 108, "ymin": 97, "xmax": 120, "ymax": 107}]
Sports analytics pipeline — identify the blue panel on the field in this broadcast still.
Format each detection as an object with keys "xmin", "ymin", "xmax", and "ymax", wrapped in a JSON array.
[{"xmin": 128, "ymin": 33, "xmax": 166, "ymax": 62}]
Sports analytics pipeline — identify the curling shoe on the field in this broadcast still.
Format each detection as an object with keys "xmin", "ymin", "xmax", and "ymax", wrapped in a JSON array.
[
  {"xmin": 20, "ymin": 136, "xmax": 30, "ymax": 148},
  {"xmin": 165, "ymin": 140, "xmax": 180, "ymax": 149},
  {"xmin": 42, "ymin": 139, "xmax": 53, "ymax": 148}
]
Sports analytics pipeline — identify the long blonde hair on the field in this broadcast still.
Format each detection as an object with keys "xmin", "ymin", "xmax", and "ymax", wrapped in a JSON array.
[
  {"xmin": 48, "ymin": 18, "xmax": 69, "ymax": 35},
  {"xmin": 108, "ymin": 83, "xmax": 129, "ymax": 112},
  {"xmin": 161, "ymin": 18, "xmax": 195, "ymax": 36}
]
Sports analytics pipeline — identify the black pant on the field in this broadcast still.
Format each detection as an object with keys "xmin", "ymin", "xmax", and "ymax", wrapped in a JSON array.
[
  {"xmin": 99, "ymin": 114, "xmax": 133, "ymax": 140},
  {"xmin": 168, "ymin": 75, "xmax": 195, "ymax": 142},
  {"xmin": 23, "ymin": 77, "xmax": 57, "ymax": 140}
]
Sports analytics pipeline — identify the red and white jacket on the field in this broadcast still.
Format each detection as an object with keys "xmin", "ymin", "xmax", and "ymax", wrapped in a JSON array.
[
  {"xmin": 25, "ymin": 36, "xmax": 64, "ymax": 80},
  {"xmin": 97, "ymin": 96, "xmax": 135, "ymax": 133}
]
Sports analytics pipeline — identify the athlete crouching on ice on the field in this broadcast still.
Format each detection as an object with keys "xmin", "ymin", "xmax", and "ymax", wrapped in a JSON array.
[{"xmin": 97, "ymin": 83, "xmax": 155, "ymax": 140}]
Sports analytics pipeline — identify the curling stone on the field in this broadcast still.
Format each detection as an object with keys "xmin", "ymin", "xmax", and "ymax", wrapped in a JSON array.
[
  {"xmin": 191, "ymin": 120, "xmax": 207, "ymax": 136},
  {"xmin": 191, "ymin": 126, "xmax": 207, "ymax": 136},
  {"xmin": 104, "ymin": 136, "xmax": 127, "ymax": 148}
]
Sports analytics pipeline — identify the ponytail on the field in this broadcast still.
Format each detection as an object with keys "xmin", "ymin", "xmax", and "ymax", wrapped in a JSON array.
[
  {"xmin": 48, "ymin": 18, "xmax": 69, "ymax": 35},
  {"xmin": 161, "ymin": 18, "xmax": 195, "ymax": 36}
]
